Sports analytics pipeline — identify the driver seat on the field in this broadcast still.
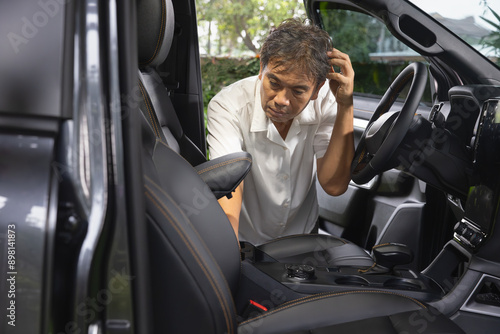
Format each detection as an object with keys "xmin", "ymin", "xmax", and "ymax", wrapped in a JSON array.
[{"xmin": 136, "ymin": 0, "xmax": 377, "ymax": 268}]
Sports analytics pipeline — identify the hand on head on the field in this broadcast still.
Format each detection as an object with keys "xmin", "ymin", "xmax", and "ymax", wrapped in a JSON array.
[{"xmin": 326, "ymin": 49, "xmax": 354, "ymax": 107}]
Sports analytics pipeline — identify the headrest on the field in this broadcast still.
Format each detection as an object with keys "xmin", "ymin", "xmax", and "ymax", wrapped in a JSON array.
[{"xmin": 137, "ymin": 0, "xmax": 175, "ymax": 68}]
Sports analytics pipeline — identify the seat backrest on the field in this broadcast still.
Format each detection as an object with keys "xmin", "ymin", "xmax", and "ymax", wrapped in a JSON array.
[
  {"xmin": 136, "ymin": 0, "xmax": 253, "ymax": 201},
  {"xmin": 140, "ymin": 108, "xmax": 240, "ymax": 333},
  {"xmin": 137, "ymin": 0, "xmax": 206, "ymax": 166},
  {"xmin": 137, "ymin": 1, "xmax": 241, "ymax": 332}
]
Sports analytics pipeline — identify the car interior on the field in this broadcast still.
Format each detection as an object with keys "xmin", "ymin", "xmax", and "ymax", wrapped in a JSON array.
[{"xmin": 1, "ymin": 0, "xmax": 500, "ymax": 333}]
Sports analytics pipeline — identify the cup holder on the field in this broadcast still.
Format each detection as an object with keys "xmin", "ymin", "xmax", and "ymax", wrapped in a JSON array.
[
  {"xmin": 383, "ymin": 278, "xmax": 422, "ymax": 291},
  {"xmin": 335, "ymin": 276, "xmax": 369, "ymax": 286}
]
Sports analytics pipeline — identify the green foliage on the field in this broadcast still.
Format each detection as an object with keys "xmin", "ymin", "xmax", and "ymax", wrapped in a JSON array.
[
  {"xmin": 354, "ymin": 62, "xmax": 407, "ymax": 95},
  {"xmin": 318, "ymin": 5, "xmax": 409, "ymax": 64},
  {"xmin": 200, "ymin": 56, "xmax": 260, "ymax": 109},
  {"xmin": 196, "ymin": 0, "xmax": 305, "ymax": 55},
  {"xmin": 320, "ymin": 7, "xmax": 379, "ymax": 63},
  {"xmin": 481, "ymin": 6, "xmax": 500, "ymax": 63}
]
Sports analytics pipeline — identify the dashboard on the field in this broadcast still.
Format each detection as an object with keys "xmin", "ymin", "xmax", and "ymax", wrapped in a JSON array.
[
  {"xmin": 447, "ymin": 85, "xmax": 500, "ymax": 250},
  {"xmin": 395, "ymin": 85, "xmax": 500, "ymax": 251},
  {"xmin": 449, "ymin": 87, "xmax": 500, "ymax": 250}
]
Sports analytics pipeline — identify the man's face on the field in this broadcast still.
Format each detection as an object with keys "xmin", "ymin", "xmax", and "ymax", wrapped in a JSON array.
[{"xmin": 259, "ymin": 60, "xmax": 323, "ymax": 124}]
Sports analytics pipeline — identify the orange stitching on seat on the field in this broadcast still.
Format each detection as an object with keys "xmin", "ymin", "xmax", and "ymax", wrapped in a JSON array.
[
  {"xmin": 357, "ymin": 244, "xmax": 394, "ymax": 273},
  {"xmin": 145, "ymin": 189, "xmax": 234, "ymax": 333},
  {"xmin": 144, "ymin": 178, "xmax": 236, "ymax": 333},
  {"xmin": 196, "ymin": 157, "xmax": 252, "ymax": 175},
  {"xmin": 239, "ymin": 290, "xmax": 426, "ymax": 326},
  {"xmin": 145, "ymin": 172, "xmax": 237, "ymax": 290},
  {"xmin": 357, "ymin": 262, "xmax": 377, "ymax": 274},
  {"xmin": 372, "ymin": 243, "xmax": 391, "ymax": 249},
  {"xmin": 139, "ymin": 0, "xmax": 166, "ymax": 66},
  {"xmin": 138, "ymin": 80, "xmax": 162, "ymax": 140}
]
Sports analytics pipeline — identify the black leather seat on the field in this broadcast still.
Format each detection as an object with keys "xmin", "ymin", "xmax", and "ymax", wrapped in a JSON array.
[
  {"xmin": 137, "ymin": 0, "xmax": 252, "ymax": 200},
  {"xmin": 136, "ymin": 0, "xmax": 375, "ymax": 268},
  {"xmin": 137, "ymin": 0, "xmax": 205, "ymax": 165}
]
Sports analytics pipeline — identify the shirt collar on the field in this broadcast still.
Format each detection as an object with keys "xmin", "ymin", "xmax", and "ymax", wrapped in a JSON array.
[{"xmin": 250, "ymin": 78, "xmax": 268, "ymax": 132}]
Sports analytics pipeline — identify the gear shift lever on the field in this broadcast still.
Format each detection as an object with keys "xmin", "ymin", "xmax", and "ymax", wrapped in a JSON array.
[{"xmin": 361, "ymin": 243, "xmax": 413, "ymax": 274}]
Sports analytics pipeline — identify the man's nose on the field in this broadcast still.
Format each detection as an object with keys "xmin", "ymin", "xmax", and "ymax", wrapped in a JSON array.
[{"xmin": 274, "ymin": 89, "xmax": 290, "ymax": 107}]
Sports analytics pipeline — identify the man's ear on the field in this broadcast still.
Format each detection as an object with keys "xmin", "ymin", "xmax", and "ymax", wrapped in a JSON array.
[
  {"xmin": 258, "ymin": 61, "xmax": 264, "ymax": 80},
  {"xmin": 311, "ymin": 80, "xmax": 326, "ymax": 100}
]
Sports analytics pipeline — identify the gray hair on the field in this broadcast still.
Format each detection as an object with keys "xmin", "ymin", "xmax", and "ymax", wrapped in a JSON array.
[{"xmin": 260, "ymin": 18, "xmax": 333, "ymax": 86}]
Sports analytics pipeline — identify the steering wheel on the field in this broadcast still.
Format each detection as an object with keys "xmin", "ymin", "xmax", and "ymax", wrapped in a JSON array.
[{"xmin": 351, "ymin": 62, "xmax": 428, "ymax": 185}]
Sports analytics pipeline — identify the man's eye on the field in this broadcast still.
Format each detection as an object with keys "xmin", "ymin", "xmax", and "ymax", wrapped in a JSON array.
[
  {"xmin": 269, "ymin": 81, "xmax": 279, "ymax": 88},
  {"xmin": 294, "ymin": 90, "xmax": 305, "ymax": 96}
]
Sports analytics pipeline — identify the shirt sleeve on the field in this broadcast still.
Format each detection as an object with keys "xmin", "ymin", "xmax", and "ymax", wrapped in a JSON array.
[
  {"xmin": 206, "ymin": 95, "xmax": 244, "ymax": 160},
  {"xmin": 313, "ymin": 85, "xmax": 337, "ymax": 159}
]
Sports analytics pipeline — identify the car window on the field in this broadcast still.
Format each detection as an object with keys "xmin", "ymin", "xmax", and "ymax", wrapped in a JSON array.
[
  {"xmin": 409, "ymin": 0, "xmax": 500, "ymax": 70},
  {"xmin": 315, "ymin": 3, "xmax": 433, "ymax": 105}
]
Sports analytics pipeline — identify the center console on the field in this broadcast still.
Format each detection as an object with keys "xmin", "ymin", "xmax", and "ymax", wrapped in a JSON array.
[{"xmin": 240, "ymin": 241, "xmax": 445, "ymax": 302}]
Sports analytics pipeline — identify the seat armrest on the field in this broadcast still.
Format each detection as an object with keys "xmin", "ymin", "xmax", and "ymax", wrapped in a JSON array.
[{"xmin": 195, "ymin": 152, "xmax": 252, "ymax": 199}]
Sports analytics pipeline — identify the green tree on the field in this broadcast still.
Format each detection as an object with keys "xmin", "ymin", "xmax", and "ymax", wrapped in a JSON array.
[
  {"xmin": 318, "ymin": 4, "xmax": 384, "ymax": 63},
  {"xmin": 196, "ymin": 0, "xmax": 305, "ymax": 55},
  {"xmin": 481, "ymin": 6, "xmax": 500, "ymax": 62}
]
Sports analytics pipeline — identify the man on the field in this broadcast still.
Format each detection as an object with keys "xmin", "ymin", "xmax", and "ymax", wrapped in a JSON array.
[{"xmin": 207, "ymin": 18, "xmax": 354, "ymax": 245}]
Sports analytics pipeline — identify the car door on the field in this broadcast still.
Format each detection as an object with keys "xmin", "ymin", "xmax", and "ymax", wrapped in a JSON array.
[{"xmin": 307, "ymin": 0, "xmax": 434, "ymax": 270}]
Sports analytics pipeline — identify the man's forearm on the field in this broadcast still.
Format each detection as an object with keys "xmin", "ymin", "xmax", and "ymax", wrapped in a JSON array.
[{"xmin": 317, "ymin": 102, "xmax": 354, "ymax": 196}]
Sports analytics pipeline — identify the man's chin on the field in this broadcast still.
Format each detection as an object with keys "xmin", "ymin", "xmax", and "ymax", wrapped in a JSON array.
[{"xmin": 266, "ymin": 110, "xmax": 290, "ymax": 122}]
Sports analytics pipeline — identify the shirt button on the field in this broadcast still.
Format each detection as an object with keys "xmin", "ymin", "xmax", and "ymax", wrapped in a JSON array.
[
  {"xmin": 283, "ymin": 202, "xmax": 289, "ymax": 208},
  {"xmin": 283, "ymin": 174, "xmax": 289, "ymax": 180}
]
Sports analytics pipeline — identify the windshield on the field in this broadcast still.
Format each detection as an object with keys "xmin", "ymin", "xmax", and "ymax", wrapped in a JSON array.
[{"xmin": 410, "ymin": 0, "xmax": 500, "ymax": 68}]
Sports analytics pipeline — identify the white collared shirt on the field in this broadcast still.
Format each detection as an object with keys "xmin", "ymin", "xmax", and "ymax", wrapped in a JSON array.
[{"xmin": 207, "ymin": 75, "xmax": 337, "ymax": 245}]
